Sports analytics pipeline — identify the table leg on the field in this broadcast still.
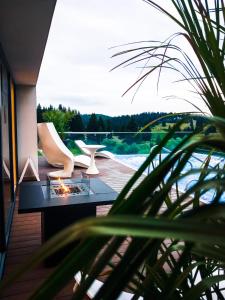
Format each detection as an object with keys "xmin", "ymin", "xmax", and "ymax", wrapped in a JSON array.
[
  {"xmin": 41, "ymin": 205, "xmax": 96, "ymax": 266},
  {"xmin": 86, "ymin": 151, "xmax": 99, "ymax": 174}
]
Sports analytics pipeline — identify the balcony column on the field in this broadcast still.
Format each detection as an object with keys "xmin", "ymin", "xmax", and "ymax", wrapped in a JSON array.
[{"xmin": 15, "ymin": 85, "xmax": 38, "ymax": 178}]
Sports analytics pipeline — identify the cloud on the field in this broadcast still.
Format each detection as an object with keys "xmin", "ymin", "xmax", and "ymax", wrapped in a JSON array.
[{"xmin": 37, "ymin": 0, "xmax": 205, "ymax": 116}]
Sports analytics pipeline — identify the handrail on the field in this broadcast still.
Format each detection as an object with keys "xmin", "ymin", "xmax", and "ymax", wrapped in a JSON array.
[
  {"xmin": 64, "ymin": 131, "xmax": 191, "ymax": 134},
  {"xmin": 64, "ymin": 131, "xmax": 225, "ymax": 172}
]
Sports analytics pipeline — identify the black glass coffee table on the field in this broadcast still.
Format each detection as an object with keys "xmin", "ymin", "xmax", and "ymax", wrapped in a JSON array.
[{"xmin": 19, "ymin": 178, "xmax": 118, "ymax": 265}]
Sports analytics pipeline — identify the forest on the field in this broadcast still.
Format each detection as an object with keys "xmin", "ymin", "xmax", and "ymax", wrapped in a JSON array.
[
  {"xmin": 37, "ymin": 104, "xmax": 216, "ymax": 154},
  {"xmin": 37, "ymin": 103, "xmax": 211, "ymax": 133}
]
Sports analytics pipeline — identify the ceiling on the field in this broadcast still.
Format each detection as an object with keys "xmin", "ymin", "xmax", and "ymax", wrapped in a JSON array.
[{"xmin": 0, "ymin": 0, "xmax": 57, "ymax": 85}]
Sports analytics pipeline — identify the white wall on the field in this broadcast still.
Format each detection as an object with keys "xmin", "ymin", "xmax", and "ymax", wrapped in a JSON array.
[{"xmin": 16, "ymin": 85, "xmax": 38, "ymax": 178}]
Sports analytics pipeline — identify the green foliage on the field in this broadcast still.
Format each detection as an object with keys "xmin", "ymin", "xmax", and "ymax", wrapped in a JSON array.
[
  {"xmin": 86, "ymin": 113, "xmax": 98, "ymax": 132},
  {"xmin": 70, "ymin": 112, "xmax": 85, "ymax": 132},
  {"xmin": 106, "ymin": 119, "xmax": 112, "ymax": 131},
  {"xmin": 135, "ymin": 142, "xmax": 151, "ymax": 154},
  {"xmin": 97, "ymin": 116, "xmax": 105, "ymax": 131},
  {"xmin": 102, "ymin": 136, "xmax": 121, "ymax": 148},
  {"xmin": 166, "ymin": 136, "xmax": 182, "ymax": 150},
  {"xmin": 37, "ymin": 104, "xmax": 43, "ymax": 123},
  {"xmin": 102, "ymin": 136, "xmax": 124, "ymax": 152},
  {"xmin": 37, "ymin": 104, "xmax": 213, "ymax": 134},
  {"xmin": 65, "ymin": 131, "xmax": 191, "ymax": 155},
  {"xmin": 37, "ymin": 104, "xmax": 78, "ymax": 127},
  {"xmin": 126, "ymin": 116, "xmax": 138, "ymax": 132},
  {"xmin": 42, "ymin": 110, "xmax": 74, "ymax": 137},
  {"xmin": 42, "ymin": 110, "xmax": 65, "ymax": 132},
  {"xmin": 101, "ymin": 136, "xmax": 151, "ymax": 154}
]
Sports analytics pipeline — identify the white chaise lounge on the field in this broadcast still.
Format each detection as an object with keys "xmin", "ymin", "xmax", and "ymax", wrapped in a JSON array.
[
  {"xmin": 75, "ymin": 140, "xmax": 114, "ymax": 159},
  {"xmin": 37, "ymin": 123, "xmax": 91, "ymax": 178}
]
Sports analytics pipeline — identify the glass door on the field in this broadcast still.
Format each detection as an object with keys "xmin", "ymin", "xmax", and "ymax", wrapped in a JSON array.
[
  {"xmin": 0, "ymin": 60, "xmax": 17, "ymax": 268},
  {"xmin": 0, "ymin": 63, "xmax": 6, "ymax": 252},
  {"xmin": 1, "ymin": 64, "xmax": 13, "ymax": 226}
]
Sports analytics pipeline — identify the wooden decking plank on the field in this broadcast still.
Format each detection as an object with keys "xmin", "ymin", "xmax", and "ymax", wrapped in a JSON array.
[{"xmin": 6, "ymin": 246, "xmax": 41, "ymax": 257}]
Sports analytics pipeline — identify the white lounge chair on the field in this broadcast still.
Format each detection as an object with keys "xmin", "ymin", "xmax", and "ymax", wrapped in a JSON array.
[
  {"xmin": 37, "ymin": 123, "xmax": 91, "ymax": 178},
  {"xmin": 75, "ymin": 140, "xmax": 114, "ymax": 159}
]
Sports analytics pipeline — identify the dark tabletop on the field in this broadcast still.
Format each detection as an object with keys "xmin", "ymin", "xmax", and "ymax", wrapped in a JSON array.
[{"xmin": 18, "ymin": 178, "xmax": 118, "ymax": 213}]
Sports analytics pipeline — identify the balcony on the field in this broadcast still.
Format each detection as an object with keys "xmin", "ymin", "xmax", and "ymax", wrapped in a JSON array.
[
  {"xmin": 0, "ymin": 154, "xmax": 146, "ymax": 300},
  {"xmin": 1, "ymin": 131, "xmax": 223, "ymax": 299}
]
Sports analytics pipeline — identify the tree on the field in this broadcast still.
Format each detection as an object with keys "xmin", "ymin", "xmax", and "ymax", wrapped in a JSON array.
[
  {"xmin": 70, "ymin": 112, "xmax": 85, "ymax": 132},
  {"xmin": 161, "ymin": 120, "xmax": 166, "ymax": 127},
  {"xmin": 86, "ymin": 113, "xmax": 98, "ymax": 132},
  {"xmin": 58, "ymin": 104, "xmax": 63, "ymax": 111},
  {"xmin": 42, "ymin": 110, "xmax": 73, "ymax": 137},
  {"xmin": 126, "ymin": 116, "xmax": 138, "ymax": 132},
  {"xmin": 48, "ymin": 104, "xmax": 54, "ymax": 111},
  {"xmin": 119, "ymin": 124, "xmax": 126, "ymax": 132},
  {"xmin": 98, "ymin": 116, "xmax": 105, "ymax": 132},
  {"xmin": 106, "ymin": 119, "xmax": 112, "ymax": 132},
  {"xmin": 37, "ymin": 103, "xmax": 43, "ymax": 123}
]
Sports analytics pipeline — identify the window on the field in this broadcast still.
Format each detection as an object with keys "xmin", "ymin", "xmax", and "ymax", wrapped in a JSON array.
[{"xmin": 0, "ymin": 57, "xmax": 17, "ymax": 277}]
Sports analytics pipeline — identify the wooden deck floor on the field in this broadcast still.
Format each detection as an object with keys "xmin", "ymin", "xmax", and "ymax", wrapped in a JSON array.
[{"xmin": 0, "ymin": 157, "xmax": 145, "ymax": 300}]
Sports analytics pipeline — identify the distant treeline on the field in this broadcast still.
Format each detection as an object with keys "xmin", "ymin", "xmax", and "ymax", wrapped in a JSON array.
[{"xmin": 37, "ymin": 104, "xmax": 215, "ymax": 133}]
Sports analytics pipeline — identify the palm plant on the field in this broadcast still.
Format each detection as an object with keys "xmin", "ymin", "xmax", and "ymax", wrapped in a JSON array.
[
  {"xmin": 112, "ymin": 0, "xmax": 225, "ymax": 119},
  {"xmin": 3, "ymin": 119, "xmax": 225, "ymax": 300},
  {"xmin": 1, "ymin": 1, "xmax": 225, "ymax": 299}
]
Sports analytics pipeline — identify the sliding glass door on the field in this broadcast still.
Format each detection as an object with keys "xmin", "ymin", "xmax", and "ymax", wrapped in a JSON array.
[
  {"xmin": 0, "ymin": 58, "xmax": 17, "ymax": 276},
  {"xmin": 0, "ymin": 63, "xmax": 6, "ymax": 253},
  {"xmin": 1, "ymin": 63, "xmax": 13, "ymax": 225}
]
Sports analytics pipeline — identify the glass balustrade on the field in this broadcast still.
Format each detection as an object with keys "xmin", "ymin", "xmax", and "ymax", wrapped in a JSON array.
[
  {"xmin": 59, "ymin": 131, "xmax": 225, "ymax": 204},
  {"xmin": 63, "ymin": 131, "xmax": 193, "ymax": 155}
]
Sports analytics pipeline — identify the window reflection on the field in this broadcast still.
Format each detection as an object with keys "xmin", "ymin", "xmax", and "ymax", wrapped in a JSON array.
[{"xmin": 1, "ymin": 64, "xmax": 13, "ymax": 230}]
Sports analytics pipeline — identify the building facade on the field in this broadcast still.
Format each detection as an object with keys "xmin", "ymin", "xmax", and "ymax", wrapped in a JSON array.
[{"xmin": 0, "ymin": 0, "xmax": 56, "ymax": 277}]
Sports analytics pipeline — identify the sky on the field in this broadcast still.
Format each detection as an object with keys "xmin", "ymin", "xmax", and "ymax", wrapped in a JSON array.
[{"xmin": 37, "ymin": 0, "xmax": 204, "ymax": 116}]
